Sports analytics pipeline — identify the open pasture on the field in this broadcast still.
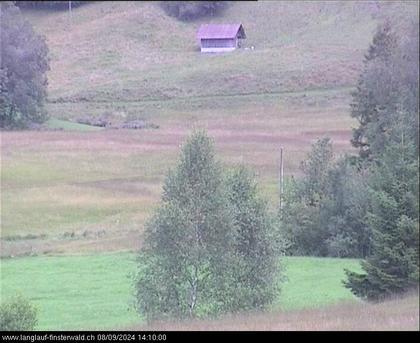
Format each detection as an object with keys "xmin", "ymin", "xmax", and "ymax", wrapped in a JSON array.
[{"xmin": 1, "ymin": 255, "xmax": 362, "ymax": 330}]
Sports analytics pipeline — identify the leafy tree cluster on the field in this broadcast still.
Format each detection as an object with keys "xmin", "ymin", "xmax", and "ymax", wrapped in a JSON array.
[
  {"xmin": 282, "ymin": 20, "xmax": 419, "ymax": 300},
  {"xmin": 344, "ymin": 20, "xmax": 419, "ymax": 300},
  {"xmin": 134, "ymin": 131, "xmax": 284, "ymax": 321},
  {"xmin": 159, "ymin": 1, "xmax": 229, "ymax": 21},
  {"xmin": 281, "ymin": 138, "xmax": 371, "ymax": 258},
  {"xmin": 0, "ymin": 295, "xmax": 38, "ymax": 331},
  {"xmin": 344, "ymin": 110, "xmax": 419, "ymax": 300},
  {"xmin": 0, "ymin": 2, "xmax": 50, "ymax": 129}
]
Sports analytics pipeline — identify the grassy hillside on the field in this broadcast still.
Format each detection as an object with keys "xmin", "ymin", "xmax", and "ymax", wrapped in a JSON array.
[
  {"xmin": 1, "ymin": 255, "xmax": 362, "ymax": 330},
  {"xmin": 1, "ymin": 0, "xmax": 416, "ymax": 254},
  {"xmin": 23, "ymin": 1, "xmax": 416, "ymax": 119}
]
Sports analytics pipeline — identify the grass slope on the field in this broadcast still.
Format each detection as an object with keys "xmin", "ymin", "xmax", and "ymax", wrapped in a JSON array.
[
  {"xmin": 276, "ymin": 257, "xmax": 363, "ymax": 311},
  {"xmin": 1, "ymin": 252, "xmax": 138, "ymax": 330},
  {"xmin": 22, "ymin": 1, "xmax": 417, "ymax": 119},
  {"xmin": 46, "ymin": 118, "xmax": 103, "ymax": 131},
  {"xmin": 0, "ymin": 255, "xmax": 361, "ymax": 330},
  {"xmin": 1, "ymin": 1, "xmax": 416, "ymax": 252}
]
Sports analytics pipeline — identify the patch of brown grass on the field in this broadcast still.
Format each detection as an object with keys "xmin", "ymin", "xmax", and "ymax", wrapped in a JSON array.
[
  {"xmin": 133, "ymin": 294, "xmax": 419, "ymax": 331},
  {"xmin": 0, "ymin": 229, "xmax": 143, "ymax": 258},
  {"xmin": 1, "ymin": 88, "xmax": 357, "ymax": 253}
]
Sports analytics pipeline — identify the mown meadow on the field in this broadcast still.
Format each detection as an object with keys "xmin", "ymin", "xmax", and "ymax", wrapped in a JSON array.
[{"xmin": 1, "ymin": 254, "xmax": 362, "ymax": 330}]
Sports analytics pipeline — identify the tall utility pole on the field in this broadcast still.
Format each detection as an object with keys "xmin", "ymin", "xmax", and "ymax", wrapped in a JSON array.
[
  {"xmin": 68, "ymin": 1, "xmax": 72, "ymax": 26},
  {"xmin": 279, "ymin": 146, "xmax": 284, "ymax": 212}
]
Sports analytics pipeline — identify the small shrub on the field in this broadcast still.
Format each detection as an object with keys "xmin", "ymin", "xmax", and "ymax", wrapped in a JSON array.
[{"xmin": 0, "ymin": 295, "xmax": 38, "ymax": 331}]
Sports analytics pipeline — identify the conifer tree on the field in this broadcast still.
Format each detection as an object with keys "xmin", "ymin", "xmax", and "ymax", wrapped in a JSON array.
[
  {"xmin": 345, "ymin": 112, "xmax": 419, "ymax": 300},
  {"xmin": 350, "ymin": 21, "xmax": 398, "ymax": 162},
  {"xmin": 281, "ymin": 138, "xmax": 334, "ymax": 256}
]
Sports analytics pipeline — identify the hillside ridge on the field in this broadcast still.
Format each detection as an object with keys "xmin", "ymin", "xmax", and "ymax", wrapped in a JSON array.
[{"xmin": 21, "ymin": 1, "xmax": 417, "ymax": 121}]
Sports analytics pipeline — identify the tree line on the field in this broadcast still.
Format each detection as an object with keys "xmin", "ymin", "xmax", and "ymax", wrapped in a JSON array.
[
  {"xmin": 281, "ymin": 20, "xmax": 419, "ymax": 300},
  {"xmin": 159, "ymin": 1, "xmax": 230, "ymax": 21}
]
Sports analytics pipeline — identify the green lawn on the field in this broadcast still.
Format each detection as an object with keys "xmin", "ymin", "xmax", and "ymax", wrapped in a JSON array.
[
  {"xmin": 0, "ymin": 253, "xmax": 139, "ymax": 330},
  {"xmin": 0, "ymin": 254, "xmax": 362, "ymax": 330},
  {"xmin": 46, "ymin": 118, "xmax": 103, "ymax": 131},
  {"xmin": 277, "ymin": 256, "xmax": 363, "ymax": 310}
]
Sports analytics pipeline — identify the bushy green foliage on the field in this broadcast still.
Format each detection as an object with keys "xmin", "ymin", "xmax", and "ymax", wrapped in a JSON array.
[
  {"xmin": 226, "ymin": 166, "xmax": 283, "ymax": 311},
  {"xmin": 323, "ymin": 159, "xmax": 372, "ymax": 258},
  {"xmin": 135, "ymin": 131, "xmax": 237, "ymax": 320},
  {"xmin": 0, "ymin": 2, "xmax": 50, "ymax": 128},
  {"xmin": 350, "ymin": 22, "xmax": 398, "ymax": 162},
  {"xmin": 298, "ymin": 137, "xmax": 334, "ymax": 207},
  {"xmin": 160, "ymin": 1, "xmax": 229, "ymax": 21},
  {"xmin": 282, "ymin": 138, "xmax": 372, "ymax": 257},
  {"xmin": 344, "ymin": 18, "xmax": 419, "ymax": 300},
  {"xmin": 345, "ymin": 113, "xmax": 419, "ymax": 300},
  {"xmin": 281, "ymin": 138, "xmax": 332, "ymax": 256},
  {"xmin": 134, "ymin": 131, "xmax": 282, "ymax": 321},
  {"xmin": 0, "ymin": 295, "xmax": 38, "ymax": 331},
  {"xmin": 350, "ymin": 20, "xmax": 419, "ymax": 164},
  {"xmin": 283, "ymin": 20, "xmax": 419, "ymax": 262}
]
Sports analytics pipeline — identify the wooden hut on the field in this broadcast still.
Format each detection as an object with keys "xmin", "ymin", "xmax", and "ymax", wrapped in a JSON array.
[{"xmin": 197, "ymin": 24, "xmax": 246, "ymax": 53}]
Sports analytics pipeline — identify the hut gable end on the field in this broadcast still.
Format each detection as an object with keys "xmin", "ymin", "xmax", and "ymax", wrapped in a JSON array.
[{"xmin": 197, "ymin": 23, "xmax": 246, "ymax": 53}]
